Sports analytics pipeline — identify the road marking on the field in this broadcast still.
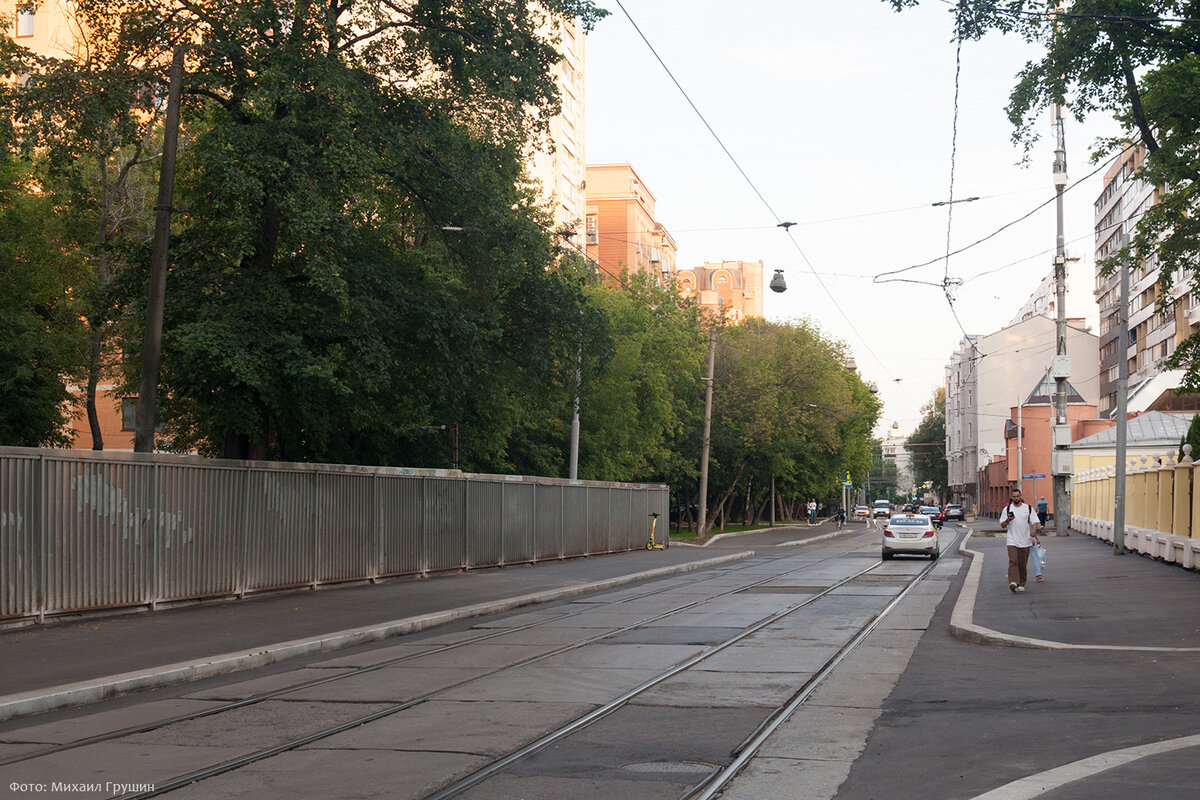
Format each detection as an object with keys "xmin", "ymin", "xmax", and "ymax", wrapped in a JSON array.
[{"xmin": 970, "ymin": 733, "xmax": 1200, "ymax": 799}]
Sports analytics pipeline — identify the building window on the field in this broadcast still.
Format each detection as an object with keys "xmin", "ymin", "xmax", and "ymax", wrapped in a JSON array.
[
  {"xmin": 16, "ymin": 5, "xmax": 34, "ymax": 37},
  {"xmin": 121, "ymin": 399, "xmax": 137, "ymax": 431}
]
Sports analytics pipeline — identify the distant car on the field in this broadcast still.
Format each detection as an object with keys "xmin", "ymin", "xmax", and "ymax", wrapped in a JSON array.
[
  {"xmin": 902, "ymin": 503, "xmax": 918, "ymax": 513},
  {"xmin": 920, "ymin": 505, "xmax": 944, "ymax": 528},
  {"xmin": 873, "ymin": 500, "xmax": 892, "ymax": 518},
  {"xmin": 944, "ymin": 504, "xmax": 964, "ymax": 521},
  {"xmin": 854, "ymin": 505, "xmax": 871, "ymax": 519},
  {"xmin": 882, "ymin": 513, "xmax": 940, "ymax": 561}
]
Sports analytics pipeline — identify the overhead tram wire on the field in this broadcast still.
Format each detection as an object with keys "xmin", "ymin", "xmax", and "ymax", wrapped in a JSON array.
[{"xmin": 611, "ymin": 0, "xmax": 917, "ymax": 402}]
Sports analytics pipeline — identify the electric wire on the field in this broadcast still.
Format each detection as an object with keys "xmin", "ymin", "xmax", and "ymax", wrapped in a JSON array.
[{"xmin": 611, "ymin": 0, "xmax": 917, "ymax": 402}]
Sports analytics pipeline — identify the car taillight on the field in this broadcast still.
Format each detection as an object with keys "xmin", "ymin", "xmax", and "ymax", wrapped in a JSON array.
[
  {"xmin": 922, "ymin": 529, "xmax": 935, "ymax": 538},
  {"xmin": 883, "ymin": 529, "xmax": 894, "ymax": 538}
]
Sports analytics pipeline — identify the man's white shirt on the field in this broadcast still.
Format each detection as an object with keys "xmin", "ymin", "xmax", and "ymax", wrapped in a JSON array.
[{"xmin": 1003, "ymin": 502, "xmax": 1038, "ymax": 547}]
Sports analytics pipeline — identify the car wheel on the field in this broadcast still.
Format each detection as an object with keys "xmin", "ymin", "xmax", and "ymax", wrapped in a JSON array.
[
  {"xmin": 930, "ymin": 551, "xmax": 939, "ymax": 561},
  {"xmin": 881, "ymin": 551, "xmax": 892, "ymax": 561}
]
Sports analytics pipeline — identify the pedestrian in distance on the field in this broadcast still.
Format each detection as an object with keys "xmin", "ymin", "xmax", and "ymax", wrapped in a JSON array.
[
  {"xmin": 1037, "ymin": 495, "xmax": 1049, "ymax": 527},
  {"xmin": 999, "ymin": 488, "xmax": 1039, "ymax": 593},
  {"xmin": 807, "ymin": 498, "xmax": 817, "ymax": 525}
]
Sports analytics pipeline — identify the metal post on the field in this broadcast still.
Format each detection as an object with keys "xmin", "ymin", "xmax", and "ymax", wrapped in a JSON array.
[
  {"xmin": 697, "ymin": 324, "xmax": 716, "ymax": 535},
  {"xmin": 135, "ymin": 45, "xmax": 185, "ymax": 453},
  {"xmin": 569, "ymin": 344, "xmax": 581, "ymax": 480},
  {"xmin": 770, "ymin": 475, "xmax": 776, "ymax": 527},
  {"xmin": 1017, "ymin": 396, "xmax": 1023, "ymax": 497},
  {"xmin": 1051, "ymin": 96, "xmax": 1071, "ymax": 535},
  {"xmin": 1113, "ymin": 258, "xmax": 1129, "ymax": 555}
]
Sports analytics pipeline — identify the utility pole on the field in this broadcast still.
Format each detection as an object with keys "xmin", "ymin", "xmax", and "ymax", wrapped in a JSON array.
[
  {"xmin": 569, "ymin": 343, "xmax": 581, "ymax": 480},
  {"xmin": 135, "ymin": 45, "xmax": 185, "ymax": 453},
  {"xmin": 1050, "ymin": 95, "xmax": 1072, "ymax": 535},
  {"xmin": 1017, "ymin": 396, "xmax": 1023, "ymax": 497},
  {"xmin": 1113, "ymin": 242, "xmax": 1130, "ymax": 555},
  {"xmin": 697, "ymin": 324, "xmax": 717, "ymax": 535}
]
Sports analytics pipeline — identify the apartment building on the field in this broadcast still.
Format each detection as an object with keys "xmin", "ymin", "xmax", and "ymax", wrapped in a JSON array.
[
  {"xmin": 584, "ymin": 163, "xmax": 677, "ymax": 285},
  {"xmin": 7, "ymin": 1, "xmax": 79, "ymax": 58},
  {"xmin": 526, "ymin": 15, "xmax": 587, "ymax": 245},
  {"xmin": 1091, "ymin": 144, "xmax": 1200, "ymax": 418},
  {"xmin": 676, "ymin": 261, "xmax": 764, "ymax": 322},
  {"xmin": 945, "ymin": 314, "xmax": 1098, "ymax": 510}
]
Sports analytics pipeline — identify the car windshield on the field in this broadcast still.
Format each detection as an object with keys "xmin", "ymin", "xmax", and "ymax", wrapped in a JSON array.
[{"xmin": 888, "ymin": 516, "xmax": 930, "ymax": 526}]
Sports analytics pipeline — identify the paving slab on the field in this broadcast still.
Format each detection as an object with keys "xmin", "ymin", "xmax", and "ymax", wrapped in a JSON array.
[
  {"xmin": 310, "ymin": 699, "xmax": 595, "ymax": 755},
  {"xmin": 165, "ymin": 748, "xmax": 487, "ymax": 800}
]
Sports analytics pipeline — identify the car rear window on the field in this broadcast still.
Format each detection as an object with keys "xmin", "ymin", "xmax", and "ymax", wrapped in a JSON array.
[
  {"xmin": 920, "ymin": 507, "xmax": 939, "ymax": 514},
  {"xmin": 888, "ymin": 516, "xmax": 929, "ymax": 526}
]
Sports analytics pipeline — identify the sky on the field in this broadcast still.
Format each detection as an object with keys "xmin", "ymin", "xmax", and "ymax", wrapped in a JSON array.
[{"xmin": 584, "ymin": 0, "xmax": 1123, "ymax": 437}]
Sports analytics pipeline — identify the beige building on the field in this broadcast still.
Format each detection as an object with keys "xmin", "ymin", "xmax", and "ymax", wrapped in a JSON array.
[
  {"xmin": 7, "ymin": 1, "xmax": 79, "ymax": 57},
  {"xmin": 676, "ymin": 261, "xmax": 764, "ymax": 322},
  {"xmin": 526, "ymin": 15, "xmax": 587, "ymax": 246}
]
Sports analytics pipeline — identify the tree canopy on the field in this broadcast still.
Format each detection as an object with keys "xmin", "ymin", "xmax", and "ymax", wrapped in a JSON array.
[
  {"xmin": 883, "ymin": 0, "xmax": 1200, "ymax": 387},
  {"xmin": 1, "ymin": 2, "xmax": 879, "ymax": 513},
  {"xmin": 906, "ymin": 387, "xmax": 947, "ymax": 498}
]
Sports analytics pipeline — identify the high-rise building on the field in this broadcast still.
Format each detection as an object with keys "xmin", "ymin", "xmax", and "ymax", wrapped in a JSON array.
[
  {"xmin": 584, "ymin": 163, "xmax": 677, "ymax": 285},
  {"xmin": 1090, "ymin": 144, "xmax": 1200, "ymax": 418},
  {"xmin": 675, "ymin": 261, "xmax": 764, "ymax": 322},
  {"xmin": 526, "ymin": 15, "xmax": 587, "ymax": 246}
]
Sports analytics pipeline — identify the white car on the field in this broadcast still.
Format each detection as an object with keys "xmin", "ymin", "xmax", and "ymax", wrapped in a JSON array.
[
  {"xmin": 872, "ymin": 500, "xmax": 892, "ymax": 519},
  {"xmin": 882, "ymin": 513, "xmax": 940, "ymax": 561}
]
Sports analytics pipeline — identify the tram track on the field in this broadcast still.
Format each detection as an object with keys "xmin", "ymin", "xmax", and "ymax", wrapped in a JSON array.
[
  {"xmin": 0, "ymin": 532, "xmax": 874, "ymax": 772},
  {"xmin": 0, "ymin": 526, "xmax": 950, "ymax": 800}
]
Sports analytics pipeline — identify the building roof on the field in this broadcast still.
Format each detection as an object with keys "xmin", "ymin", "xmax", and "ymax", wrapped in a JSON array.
[
  {"xmin": 1024, "ymin": 369, "xmax": 1087, "ymax": 406},
  {"xmin": 1071, "ymin": 411, "xmax": 1196, "ymax": 449}
]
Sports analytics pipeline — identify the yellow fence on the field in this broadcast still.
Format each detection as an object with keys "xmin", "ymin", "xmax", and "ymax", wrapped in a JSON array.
[{"xmin": 1073, "ymin": 444, "xmax": 1200, "ymax": 568}]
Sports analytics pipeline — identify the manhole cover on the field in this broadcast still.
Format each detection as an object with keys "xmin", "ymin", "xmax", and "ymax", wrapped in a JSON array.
[{"xmin": 623, "ymin": 761, "xmax": 716, "ymax": 775}]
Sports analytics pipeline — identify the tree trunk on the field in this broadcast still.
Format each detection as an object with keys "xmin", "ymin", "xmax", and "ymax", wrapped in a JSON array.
[
  {"xmin": 703, "ymin": 462, "xmax": 745, "ymax": 537},
  {"xmin": 85, "ymin": 326, "xmax": 105, "ymax": 450}
]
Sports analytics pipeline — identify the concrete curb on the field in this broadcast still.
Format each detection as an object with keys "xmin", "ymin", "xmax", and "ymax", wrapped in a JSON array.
[
  {"xmin": 702, "ymin": 523, "xmax": 811, "ymax": 546},
  {"xmin": 0, "ymin": 552, "xmax": 754, "ymax": 723},
  {"xmin": 949, "ymin": 531, "xmax": 1200, "ymax": 652},
  {"xmin": 773, "ymin": 525, "xmax": 870, "ymax": 547}
]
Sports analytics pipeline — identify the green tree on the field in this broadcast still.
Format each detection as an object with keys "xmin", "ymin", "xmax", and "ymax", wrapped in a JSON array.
[
  {"xmin": 579, "ymin": 271, "xmax": 706, "ymax": 483},
  {"xmin": 1180, "ymin": 413, "xmax": 1200, "ymax": 461},
  {"xmin": 0, "ymin": 138, "xmax": 87, "ymax": 446},
  {"xmin": 906, "ymin": 388, "xmax": 947, "ymax": 498},
  {"xmin": 17, "ymin": 0, "xmax": 610, "ymax": 465},
  {"xmin": 3, "ymin": 9, "xmax": 163, "ymax": 448},
  {"xmin": 882, "ymin": 1, "xmax": 1200, "ymax": 388},
  {"xmin": 701, "ymin": 318, "xmax": 880, "ymax": 534}
]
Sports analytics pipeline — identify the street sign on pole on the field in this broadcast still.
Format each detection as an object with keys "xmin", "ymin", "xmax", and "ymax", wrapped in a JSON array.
[{"xmin": 1021, "ymin": 473, "xmax": 1046, "ymax": 480}]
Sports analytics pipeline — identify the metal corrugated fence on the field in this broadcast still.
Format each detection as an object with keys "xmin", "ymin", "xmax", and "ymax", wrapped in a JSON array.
[{"xmin": 0, "ymin": 447, "xmax": 669, "ymax": 622}]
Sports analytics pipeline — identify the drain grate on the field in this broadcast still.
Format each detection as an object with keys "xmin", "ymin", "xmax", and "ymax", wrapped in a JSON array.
[{"xmin": 623, "ymin": 761, "xmax": 716, "ymax": 775}]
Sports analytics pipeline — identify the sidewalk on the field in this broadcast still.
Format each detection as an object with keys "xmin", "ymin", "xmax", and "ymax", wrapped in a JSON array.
[{"xmin": 952, "ymin": 526, "xmax": 1200, "ymax": 650}]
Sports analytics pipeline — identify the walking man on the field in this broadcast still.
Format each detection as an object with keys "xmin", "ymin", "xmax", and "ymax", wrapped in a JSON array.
[
  {"xmin": 1036, "ymin": 495, "xmax": 1049, "ymax": 527},
  {"xmin": 1000, "ymin": 488, "xmax": 1039, "ymax": 593}
]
